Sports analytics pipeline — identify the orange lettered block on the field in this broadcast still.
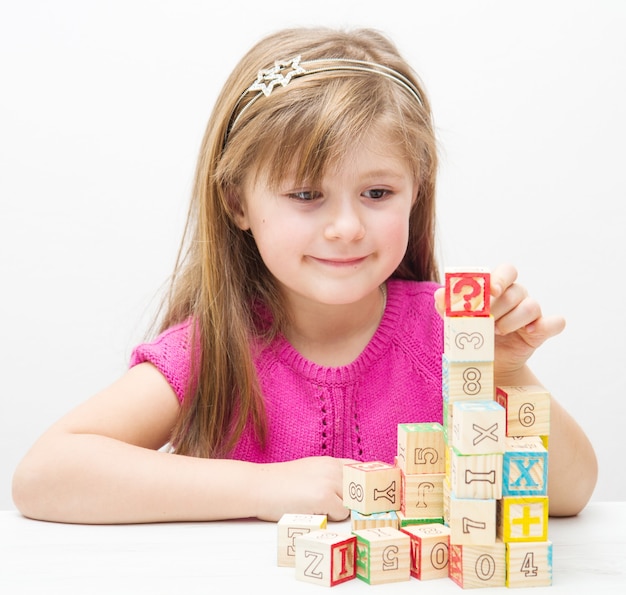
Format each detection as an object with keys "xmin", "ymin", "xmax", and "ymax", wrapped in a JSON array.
[
  {"xmin": 295, "ymin": 530, "xmax": 356, "ymax": 587},
  {"xmin": 401, "ymin": 522, "xmax": 451, "ymax": 580}
]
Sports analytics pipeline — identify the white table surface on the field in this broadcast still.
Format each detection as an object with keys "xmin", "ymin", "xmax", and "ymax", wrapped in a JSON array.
[{"xmin": 1, "ymin": 502, "xmax": 625, "ymax": 594}]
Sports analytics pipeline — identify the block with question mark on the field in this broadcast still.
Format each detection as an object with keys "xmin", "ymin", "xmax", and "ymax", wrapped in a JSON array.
[{"xmin": 445, "ymin": 267, "xmax": 491, "ymax": 317}]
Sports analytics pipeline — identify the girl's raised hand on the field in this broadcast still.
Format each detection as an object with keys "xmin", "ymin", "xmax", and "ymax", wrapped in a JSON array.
[{"xmin": 434, "ymin": 263, "xmax": 566, "ymax": 386}]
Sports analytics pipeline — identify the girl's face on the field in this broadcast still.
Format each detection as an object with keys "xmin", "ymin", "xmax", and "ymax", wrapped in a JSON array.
[{"xmin": 236, "ymin": 134, "xmax": 417, "ymax": 309}]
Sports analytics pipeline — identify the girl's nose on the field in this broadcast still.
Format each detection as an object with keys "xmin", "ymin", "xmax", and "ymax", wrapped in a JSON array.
[{"xmin": 323, "ymin": 198, "xmax": 366, "ymax": 241}]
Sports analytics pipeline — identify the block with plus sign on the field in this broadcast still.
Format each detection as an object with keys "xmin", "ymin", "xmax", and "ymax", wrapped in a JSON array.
[
  {"xmin": 343, "ymin": 461, "xmax": 401, "ymax": 514},
  {"xmin": 503, "ymin": 436, "xmax": 548, "ymax": 497},
  {"xmin": 294, "ymin": 529, "xmax": 357, "ymax": 587},
  {"xmin": 497, "ymin": 496, "xmax": 549, "ymax": 543}
]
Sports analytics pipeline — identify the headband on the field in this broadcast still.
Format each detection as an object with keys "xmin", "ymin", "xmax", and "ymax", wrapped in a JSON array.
[{"xmin": 224, "ymin": 55, "xmax": 424, "ymax": 145}]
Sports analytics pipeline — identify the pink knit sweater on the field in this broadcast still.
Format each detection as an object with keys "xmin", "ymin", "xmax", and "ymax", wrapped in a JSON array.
[{"xmin": 130, "ymin": 279, "xmax": 443, "ymax": 464}]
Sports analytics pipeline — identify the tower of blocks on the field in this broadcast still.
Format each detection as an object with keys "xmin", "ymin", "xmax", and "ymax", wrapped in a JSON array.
[
  {"xmin": 443, "ymin": 267, "xmax": 552, "ymax": 589},
  {"xmin": 277, "ymin": 267, "xmax": 553, "ymax": 588}
]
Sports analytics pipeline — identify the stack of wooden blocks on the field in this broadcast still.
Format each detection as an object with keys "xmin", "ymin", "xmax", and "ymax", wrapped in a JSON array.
[
  {"xmin": 443, "ymin": 267, "xmax": 552, "ymax": 588},
  {"xmin": 276, "ymin": 267, "xmax": 553, "ymax": 588}
]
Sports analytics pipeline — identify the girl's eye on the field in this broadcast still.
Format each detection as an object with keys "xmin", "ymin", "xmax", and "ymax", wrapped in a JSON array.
[
  {"xmin": 364, "ymin": 188, "xmax": 391, "ymax": 200},
  {"xmin": 288, "ymin": 190, "xmax": 321, "ymax": 202}
]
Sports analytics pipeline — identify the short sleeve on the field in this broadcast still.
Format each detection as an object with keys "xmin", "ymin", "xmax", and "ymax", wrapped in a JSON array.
[{"xmin": 130, "ymin": 319, "xmax": 195, "ymax": 403}]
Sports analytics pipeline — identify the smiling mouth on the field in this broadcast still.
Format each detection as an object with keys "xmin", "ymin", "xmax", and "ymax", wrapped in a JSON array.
[{"xmin": 310, "ymin": 256, "xmax": 368, "ymax": 267}]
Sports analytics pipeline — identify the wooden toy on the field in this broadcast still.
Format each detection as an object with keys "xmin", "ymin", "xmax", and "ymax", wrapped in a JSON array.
[
  {"xmin": 506, "ymin": 541, "xmax": 553, "ymax": 587},
  {"xmin": 452, "ymin": 400, "xmax": 506, "ymax": 455},
  {"xmin": 495, "ymin": 385, "xmax": 551, "ymax": 437},
  {"xmin": 401, "ymin": 522, "xmax": 451, "ymax": 580},
  {"xmin": 396, "ymin": 510, "xmax": 444, "ymax": 528},
  {"xmin": 353, "ymin": 526, "xmax": 411, "ymax": 585},
  {"xmin": 400, "ymin": 471, "xmax": 444, "ymax": 519},
  {"xmin": 277, "ymin": 513, "xmax": 327, "ymax": 567},
  {"xmin": 502, "ymin": 436, "xmax": 548, "ymax": 497},
  {"xmin": 449, "ymin": 450, "xmax": 503, "ymax": 500},
  {"xmin": 294, "ymin": 529, "xmax": 357, "ymax": 587},
  {"xmin": 343, "ymin": 461, "xmax": 401, "ymax": 515},
  {"xmin": 350, "ymin": 509, "xmax": 399, "ymax": 531},
  {"xmin": 448, "ymin": 494, "xmax": 497, "ymax": 546},
  {"xmin": 449, "ymin": 541, "xmax": 506, "ymax": 589},
  {"xmin": 443, "ymin": 356, "xmax": 495, "ymax": 401},
  {"xmin": 497, "ymin": 496, "xmax": 549, "ymax": 543},
  {"xmin": 444, "ymin": 315, "xmax": 495, "ymax": 362},
  {"xmin": 396, "ymin": 422, "xmax": 445, "ymax": 475},
  {"xmin": 444, "ymin": 268, "xmax": 491, "ymax": 317}
]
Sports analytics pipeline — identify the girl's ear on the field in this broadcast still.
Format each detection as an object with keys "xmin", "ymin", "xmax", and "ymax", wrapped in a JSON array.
[{"xmin": 227, "ymin": 189, "xmax": 250, "ymax": 230}]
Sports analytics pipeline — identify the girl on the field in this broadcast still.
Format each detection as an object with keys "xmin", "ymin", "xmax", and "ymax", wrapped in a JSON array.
[{"xmin": 12, "ymin": 27, "xmax": 597, "ymax": 524}]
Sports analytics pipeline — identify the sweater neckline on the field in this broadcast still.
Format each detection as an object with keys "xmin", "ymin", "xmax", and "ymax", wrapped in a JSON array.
[{"xmin": 274, "ymin": 279, "xmax": 405, "ymax": 384}]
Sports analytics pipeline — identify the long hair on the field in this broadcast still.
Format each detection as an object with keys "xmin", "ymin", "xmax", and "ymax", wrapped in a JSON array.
[{"xmin": 159, "ymin": 27, "xmax": 440, "ymax": 458}]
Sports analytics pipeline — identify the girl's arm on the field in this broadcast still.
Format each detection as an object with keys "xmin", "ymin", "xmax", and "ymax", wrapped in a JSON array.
[
  {"xmin": 435, "ymin": 263, "xmax": 598, "ymax": 517},
  {"xmin": 12, "ymin": 363, "xmax": 349, "ymax": 524}
]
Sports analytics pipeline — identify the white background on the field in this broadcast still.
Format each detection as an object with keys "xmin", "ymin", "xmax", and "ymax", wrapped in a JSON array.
[{"xmin": 1, "ymin": 0, "xmax": 624, "ymax": 510}]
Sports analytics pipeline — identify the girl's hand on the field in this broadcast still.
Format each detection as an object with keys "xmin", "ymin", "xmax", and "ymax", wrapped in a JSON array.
[
  {"xmin": 434, "ymin": 263, "xmax": 566, "ymax": 385},
  {"xmin": 253, "ymin": 456, "xmax": 354, "ymax": 522}
]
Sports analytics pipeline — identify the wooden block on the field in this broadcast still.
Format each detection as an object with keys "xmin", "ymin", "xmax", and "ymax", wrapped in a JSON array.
[
  {"xmin": 343, "ymin": 461, "xmax": 401, "ymax": 514},
  {"xmin": 397, "ymin": 422, "xmax": 445, "ymax": 475},
  {"xmin": 444, "ymin": 315, "xmax": 495, "ymax": 362},
  {"xmin": 294, "ymin": 529, "xmax": 357, "ymax": 587},
  {"xmin": 401, "ymin": 472, "xmax": 444, "ymax": 519},
  {"xmin": 353, "ymin": 527, "xmax": 411, "ymax": 585},
  {"xmin": 277, "ymin": 513, "xmax": 327, "ymax": 567},
  {"xmin": 452, "ymin": 400, "xmax": 506, "ymax": 455},
  {"xmin": 401, "ymin": 522, "xmax": 451, "ymax": 580},
  {"xmin": 448, "ymin": 494, "xmax": 496, "ymax": 546},
  {"xmin": 397, "ymin": 510, "xmax": 444, "ymax": 528},
  {"xmin": 450, "ymin": 449, "xmax": 503, "ymax": 500},
  {"xmin": 350, "ymin": 510, "xmax": 399, "ymax": 532},
  {"xmin": 443, "ymin": 356, "xmax": 495, "ymax": 401},
  {"xmin": 495, "ymin": 385, "xmax": 551, "ymax": 437},
  {"xmin": 449, "ymin": 541, "xmax": 506, "ymax": 589},
  {"xmin": 506, "ymin": 541, "xmax": 553, "ymax": 587},
  {"xmin": 503, "ymin": 436, "xmax": 548, "ymax": 497},
  {"xmin": 445, "ymin": 268, "xmax": 491, "ymax": 317},
  {"xmin": 497, "ymin": 496, "xmax": 549, "ymax": 543}
]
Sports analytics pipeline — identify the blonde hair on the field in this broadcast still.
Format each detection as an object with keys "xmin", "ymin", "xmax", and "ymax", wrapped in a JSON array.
[{"xmin": 160, "ymin": 27, "xmax": 439, "ymax": 458}]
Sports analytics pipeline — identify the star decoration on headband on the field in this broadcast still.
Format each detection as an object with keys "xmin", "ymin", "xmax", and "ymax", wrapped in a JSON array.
[{"xmin": 248, "ymin": 56, "xmax": 306, "ymax": 96}]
